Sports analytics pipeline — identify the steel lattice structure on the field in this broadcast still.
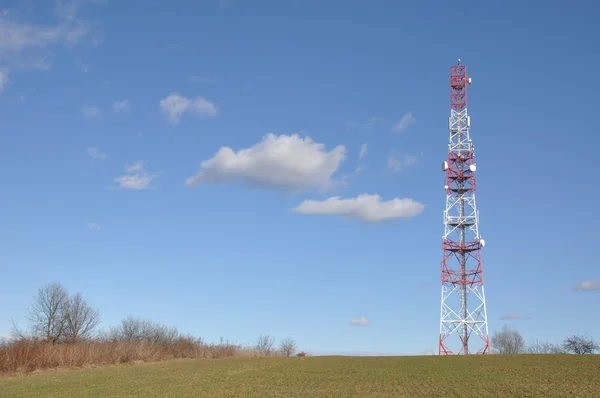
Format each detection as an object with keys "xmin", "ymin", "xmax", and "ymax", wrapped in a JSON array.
[{"xmin": 438, "ymin": 60, "xmax": 490, "ymax": 355}]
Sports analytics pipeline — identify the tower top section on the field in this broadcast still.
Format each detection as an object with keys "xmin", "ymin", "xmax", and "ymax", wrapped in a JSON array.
[{"xmin": 450, "ymin": 61, "xmax": 472, "ymax": 112}]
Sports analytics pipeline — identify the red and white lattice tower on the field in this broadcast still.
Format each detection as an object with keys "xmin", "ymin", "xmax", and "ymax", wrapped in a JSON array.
[{"xmin": 438, "ymin": 59, "xmax": 490, "ymax": 355}]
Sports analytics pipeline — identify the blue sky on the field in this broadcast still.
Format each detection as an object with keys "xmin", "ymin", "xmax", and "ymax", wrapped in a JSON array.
[{"xmin": 0, "ymin": 0, "xmax": 599, "ymax": 355}]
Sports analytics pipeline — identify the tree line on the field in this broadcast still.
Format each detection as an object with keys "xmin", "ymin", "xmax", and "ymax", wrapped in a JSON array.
[
  {"xmin": 8, "ymin": 282, "xmax": 300, "ymax": 356},
  {"xmin": 1, "ymin": 282, "xmax": 304, "ymax": 374},
  {"xmin": 491, "ymin": 325, "xmax": 599, "ymax": 355}
]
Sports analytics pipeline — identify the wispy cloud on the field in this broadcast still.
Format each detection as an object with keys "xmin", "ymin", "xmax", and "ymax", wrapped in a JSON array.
[
  {"xmin": 160, "ymin": 93, "xmax": 217, "ymax": 125},
  {"xmin": 81, "ymin": 103, "xmax": 102, "ymax": 119},
  {"xmin": 387, "ymin": 152, "xmax": 420, "ymax": 172},
  {"xmin": 86, "ymin": 147, "xmax": 107, "ymax": 160},
  {"xmin": 350, "ymin": 318, "xmax": 370, "ymax": 326},
  {"xmin": 111, "ymin": 99, "xmax": 131, "ymax": 113},
  {"xmin": 392, "ymin": 112, "xmax": 416, "ymax": 132},
  {"xmin": 0, "ymin": 68, "xmax": 9, "ymax": 93},
  {"xmin": 0, "ymin": 0, "xmax": 105, "ymax": 70},
  {"xmin": 113, "ymin": 161, "xmax": 157, "ymax": 190},
  {"xmin": 574, "ymin": 280, "xmax": 600, "ymax": 292},
  {"xmin": 87, "ymin": 222, "xmax": 100, "ymax": 230},
  {"xmin": 359, "ymin": 143, "xmax": 368, "ymax": 159}
]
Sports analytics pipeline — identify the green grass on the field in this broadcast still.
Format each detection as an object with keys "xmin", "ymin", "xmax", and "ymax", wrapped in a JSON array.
[{"xmin": 1, "ymin": 355, "xmax": 599, "ymax": 397}]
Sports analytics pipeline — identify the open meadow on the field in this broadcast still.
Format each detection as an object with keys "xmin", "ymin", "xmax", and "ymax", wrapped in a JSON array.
[{"xmin": 1, "ymin": 354, "xmax": 599, "ymax": 397}]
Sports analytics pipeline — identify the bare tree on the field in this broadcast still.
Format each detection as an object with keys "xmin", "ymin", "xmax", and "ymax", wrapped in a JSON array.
[
  {"xmin": 255, "ymin": 334, "xmax": 275, "ymax": 356},
  {"xmin": 491, "ymin": 325, "xmax": 526, "ymax": 354},
  {"xmin": 108, "ymin": 316, "xmax": 179, "ymax": 345},
  {"xmin": 528, "ymin": 339, "xmax": 565, "ymax": 354},
  {"xmin": 63, "ymin": 292, "xmax": 101, "ymax": 343},
  {"xmin": 27, "ymin": 282, "xmax": 69, "ymax": 344},
  {"xmin": 562, "ymin": 335, "xmax": 599, "ymax": 354},
  {"xmin": 279, "ymin": 337, "xmax": 296, "ymax": 357}
]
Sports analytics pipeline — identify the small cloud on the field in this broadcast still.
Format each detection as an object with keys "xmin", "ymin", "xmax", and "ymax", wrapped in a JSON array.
[
  {"xmin": 387, "ymin": 152, "xmax": 420, "ymax": 173},
  {"xmin": 350, "ymin": 318, "xmax": 370, "ymax": 326},
  {"xmin": 364, "ymin": 117, "xmax": 382, "ymax": 129},
  {"xmin": 113, "ymin": 161, "xmax": 157, "ymax": 190},
  {"xmin": 111, "ymin": 99, "xmax": 131, "ymax": 113},
  {"xmin": 81, "ymin": 103, "xmax": 102, "ymax": 119},
  {"xmin": 574, "ymin": 280, "xmax": 600, "ymax": 292},
  {"xmin": 189, "ymin": 76, "xmax": 215, "ymax": 83},
  {"xmin": 354, "ymin": 165, "xmax": 366, "ymax": 174},
  {"xmin": 359, "ymin": 143, "xmax": 368, "ymax": 159},
  {"xmin": 392, "ymin": 112, "xmax": 416, "ymax": 133},
  {"xmin": 159, "ymin": 93, "xmax": 217, "ymax": 125},
  {"xmin": 87, "ymin": 222, "xmax": 100, "ymax": 230},
  {"xmin": 86, "ymin": 147, "xmax": 107, "ymax": 160},
  {"xmin": 387, "ymin": 156, "xmax": 402, "ymax": 172},
  {"xmin": 0, "ymin": 69, "xmax": 10, "ymax": 93},
  {"xmin": 345, "ymin": 120, "xmax": 357, "ymax": 128},
  {"xmin": 292, "ymin": 193, "xmax": 425, "ymax": 223}
]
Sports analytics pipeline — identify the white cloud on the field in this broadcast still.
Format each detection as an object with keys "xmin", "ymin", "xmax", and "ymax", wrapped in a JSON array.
[
  {"xmin": 365, "ymin": 116, "xmax": 382, "ymax": 128},
  {"xmin": 359, "ymin": 143, "xmax": 367, "ymax": 159},
  {"xmin": 159, "ymin": 93, "xmax": 217, "ymax": 124},
  {"xmin": 186, "ymin": 133, "xmax": 346, "ymax": 191},
  {"xmin": 0, "ymin": 0, "xmax": 105, "ymax": 69},
  {"xmin": 113, "ymin": 161, "xmax": 156, "ymax": 190},
  {"xmin": 111, "ymin": 99, "xmax": 130, "ymax": 113},
  {"xmin": 0, "ymin": 68, "xmax": 9, "ymax": 93},
  {"xmin": 574, "ymin": 280, "xmax": 600, "ymax": 292},
  {"xmin": 350, "ymin": 318, "xmax": 370, "ymax": 326},
  {"xmin": 87, "ymin": 222, "xmax": 100, "ymax": 230},
  {"xmin": 387, "ymin": 153, "xmax": 420, "ymax": 172},
  {"xmin": 81, "ymin": 103, "xmax": 101, "ymax": 118},
  {"xmin": 86, "ymin": 147, "xmax": 107, "ymax": 160},
  {"xmin": 387, "ymin": 156, "xmax": 401, "ymax": 172},
  {"xmin": 392, "ymin": 112, "xmax": 416, "ymax": 132},
  {"xmin": 292, "ymin": 193, "xmax": 425, "ymax": 223},
  {"xmin": 189, "ymin": 76, "xmax": 215, "ymax": 83}
]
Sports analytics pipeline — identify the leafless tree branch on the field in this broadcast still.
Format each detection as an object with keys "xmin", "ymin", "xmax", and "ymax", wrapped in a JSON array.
[
  {"xmin": 279, "ymin": 337, "xmax": 296, "ymax": 357},
  {"xmin": 491, "ymin": 326, "xmax": 526, "ymax": 354}
]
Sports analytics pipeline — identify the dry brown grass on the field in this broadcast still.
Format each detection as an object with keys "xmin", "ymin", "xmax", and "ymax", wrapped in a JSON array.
[{"xmin": 0, "ymin": 338, "xmax": 268, "ymax": 376}]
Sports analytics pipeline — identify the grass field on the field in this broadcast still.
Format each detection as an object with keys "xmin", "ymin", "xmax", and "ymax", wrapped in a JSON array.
[{"xmin": 1, "ymin": 355, "xmax": 599, "ymax": 397}]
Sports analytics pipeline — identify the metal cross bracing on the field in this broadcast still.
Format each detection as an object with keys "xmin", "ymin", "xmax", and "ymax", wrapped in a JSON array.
[{"xmin": 438, "ymin": 60, "xmax": 490, "ymax": 355}]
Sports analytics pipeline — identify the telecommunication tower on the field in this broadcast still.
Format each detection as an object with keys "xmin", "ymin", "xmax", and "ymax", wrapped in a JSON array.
[{"xmin": 438, "ymin": 59, "xmax": 490, "ymax": 355}]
